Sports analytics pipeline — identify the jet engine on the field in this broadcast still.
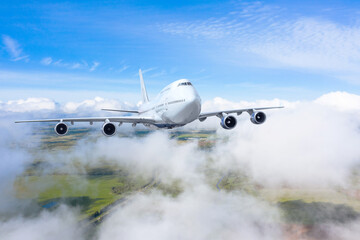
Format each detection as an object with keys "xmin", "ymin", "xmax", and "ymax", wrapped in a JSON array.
[
  {"xmin": 102, "ymin": 122, "xmax": 116, "ymax": 136},
  {"xmin": 220, "ymin": 115, "xmax": 237, "ymax": 130},
  {"xmin": 250, "ymin": 111, "xmax": 266, "ymax": 124},
  {"xmin": 54, "ymin": 122, "xmax": 68, "ymax": 135}
]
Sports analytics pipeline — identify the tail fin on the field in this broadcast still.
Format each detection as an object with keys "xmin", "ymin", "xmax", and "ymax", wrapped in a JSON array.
[{"xmin": 139, "ymin": 69, "xmax": 149, "ymax": 103}]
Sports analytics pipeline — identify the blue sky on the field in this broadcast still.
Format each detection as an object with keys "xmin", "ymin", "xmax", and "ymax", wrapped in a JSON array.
[{"xmin": 1, "ymin": 0, "xmax": 360, "ymax": 103}]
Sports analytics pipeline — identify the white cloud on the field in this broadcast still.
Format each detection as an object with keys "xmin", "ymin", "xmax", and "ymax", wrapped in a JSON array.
[
  {"xmin": 247, "ymin": 18, "xmax": 360, "ymax": 74},
  {"xmin": 201, "ymin": 97, "xmax": 295, "ymax": 112},
  {"xmin": 98, "ymin": 188, "xmax": 281, "ymax": 240},
  {"xmin": 0, "ymin": 96, "xmax": 138, "ymax": 116},
  {"xmin": 0, "ymin": 98, "xmax": 56, "ymax": 112},
  {"xmin": 71, "ymin": 61, "xmax": 88, "ymax": 70},
  {"xmin": 62, "ymin": 97, "xmax": 134, "ymax": 114},
  {"xmin": 40, "ymin": 57, "xmax": 52, "ymax": 65},
  {"xmin": 314, "ymin": 91, "xmax": 360, "ymax": 112},
  {"xmin": 39, "ymin": 58, "xmax": 100, "ymax": 72},
  {"xmin": 53, "ymin": 59, "xmax": 66, "ymax": 67},
  {"xmin": 1, "ymin": 91, "xmax": 360, "ymax": 239},
  {"xmin": 118, "ymin": 65, "xmax": 129, "ymax": 72},
  {"xmin": 200, "ymin": 92, "xmax": 360, "ymax": 187},
  {"xmin": 0, "ymin": 206, "xmax": 84, "ymax": 240},
  {"xmin": 2, "ymin": 35, "xmax": 29, "ymax": 62},
  {"xmin": 160, "ymin": 3, "xmax": 360, "ymax": 83},
  {"xmin": 89, "ymin": 61, "xmax": 100, "ymax": 72},
  {"xmin": 141, "ymin": 67, "xmax": 156, "ymax": 74}
]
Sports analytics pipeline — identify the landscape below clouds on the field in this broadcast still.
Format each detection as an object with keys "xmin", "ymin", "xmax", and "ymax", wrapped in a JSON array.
[{"xmin": 0, "ymin": 91, "xmax": 359, "ymax": 240}]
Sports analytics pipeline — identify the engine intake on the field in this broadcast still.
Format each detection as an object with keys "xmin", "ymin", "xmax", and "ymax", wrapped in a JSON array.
[
  {"xmin": 102, "ymin": 122, "xmax": 116, "ymax": 136},
  {"xmin": 220, "ymin": 115, "xmax": 237, "ymax": 130},
  {"xmin": 54, "ymin": 122, "xmax": 68, "ymax": 135},
  {"xmin": 250, "ymin": 111, "xmax": 266, "ymax": 124}
]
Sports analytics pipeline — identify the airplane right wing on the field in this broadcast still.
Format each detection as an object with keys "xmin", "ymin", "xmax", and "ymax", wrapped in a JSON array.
[
  {"xmin": 15, "ymin": 116, "xmax": 155, "ymax": 124},
  {"xmin": 15, "ymin": 115, "xmax": 157, "ymax": 136}
]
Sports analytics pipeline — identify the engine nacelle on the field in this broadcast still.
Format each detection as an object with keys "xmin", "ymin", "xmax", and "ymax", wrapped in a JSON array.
[
  {"xmin": 250, "ymin": 111, "xmax": 266, "ymax": 124},
  {"xmin": 220, "ymin": 115, "xmax": 237, "ymax": 130},
  {"xmin": 54, "ymin": 122, "xmax": 68, "ymax": 135},
  {"xmin": 102, "ymin": 122, "xmax": 116, "ymax": 136}
]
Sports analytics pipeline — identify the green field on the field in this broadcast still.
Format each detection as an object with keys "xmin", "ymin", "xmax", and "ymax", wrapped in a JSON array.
[{"xmin": 15, "ymin": 172, "xmax": 150, "ymax": 219}]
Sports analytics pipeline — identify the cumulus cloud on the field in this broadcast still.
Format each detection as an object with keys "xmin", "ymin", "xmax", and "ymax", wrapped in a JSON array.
[
  {"xmin": 214, "ymin": 101, "xmax": 360, "ymax": 187},
  {"xmin": 0, "ymin": 98, "xmax": 56, "ymax": 113},
  {"xmin": 0, "ymin": 97, "xmax": 136, "ymax": 116},
  {"xmin": 62, "ymin": 97, "xmax": 135, "ymax": 115},
  {"xmin": 314, "ymin": 91, "xmax": 360, "ymax": 112},
  {"xmin": 0, "ymin": 111, "xmax": 40, "ymax": 217},
  {"xmin": 98, "ymin": 188, "xmax": 281, "ymax": 240},
  {"xmin": 0, "ymin": 206, "xmax": 85, "ymax": 240}
]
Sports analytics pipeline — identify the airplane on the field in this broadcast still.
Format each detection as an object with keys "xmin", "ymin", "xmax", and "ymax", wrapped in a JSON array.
[{"xmin": 15, "ymin": 69, "xmax": 283, "ymax": 136}]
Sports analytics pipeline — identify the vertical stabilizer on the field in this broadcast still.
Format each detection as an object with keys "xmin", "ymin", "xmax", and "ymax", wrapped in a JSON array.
[{"xmin": 139, "ymin": 69, "xmax": 149, "ymax": 103}]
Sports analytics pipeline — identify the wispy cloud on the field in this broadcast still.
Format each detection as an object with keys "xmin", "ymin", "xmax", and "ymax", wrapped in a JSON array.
[
  {"xmin": 40, "ymin": 57, "xmax": 52, "ymax": 65},
  {"xmin": 118, "ymin": 65, "xmax": 129, "ymax": 73},
  {"xmin": 159, "ymin": 2, "xmax": 360, "ymax": 84},
  {"xmin": 89, "ymin": 61, "xmax": 100, "ymax": 72},
  {"xmin": 141, "ymin": 67, "xmax": 156, "ymax": 74},
  {"xmin": 40, "ymin": 57, "xmax": 100, "ymax": 72},
  {"xmin": 71, "ymin": 60, "xmax": 88, "ymax": 70},
  {"xmin": 149, "ymin": 69, "xmax": 166, "ymax": 78},
  {"xmin": 2, "ymin": 35, "xmax": 29, "ymax": 62},
  {"xmin": 247, "ymin": 18, "xmax": 360, "ymax": 73}
]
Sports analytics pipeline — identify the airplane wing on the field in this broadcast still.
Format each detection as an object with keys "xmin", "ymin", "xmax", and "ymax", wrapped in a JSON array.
[
  {"xmin": 15, "ymin": 116, "xmax": 156, "ymax": 124},
  {"xmin": 198, "ymin": 106, "xmax": 284, "ymax": 119}
]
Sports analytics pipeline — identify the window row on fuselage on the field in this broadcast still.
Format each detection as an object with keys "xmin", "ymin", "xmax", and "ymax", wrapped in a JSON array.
[
  {"xmin": 155, "ymin": 99, "xmax": 186, "ymax": 109},
  {"xmin": 178, "ymin": 82, "xmax": 192, "ymax": 86}
]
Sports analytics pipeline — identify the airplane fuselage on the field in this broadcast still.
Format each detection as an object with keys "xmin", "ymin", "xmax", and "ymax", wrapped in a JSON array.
[{"xmin": 139, "ymin": 79, "xmax": 201, "ymax": 128}]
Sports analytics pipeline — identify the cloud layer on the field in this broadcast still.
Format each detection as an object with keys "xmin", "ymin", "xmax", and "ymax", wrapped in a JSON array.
[{"xmin": 0, "ymin": 91, "xmax": 359, "ymax": 239}]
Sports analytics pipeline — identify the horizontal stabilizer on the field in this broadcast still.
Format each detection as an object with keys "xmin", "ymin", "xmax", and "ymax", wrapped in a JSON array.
[{"xmin": 101, "ymin": 109, "xmax": 139, "ymax": 114}]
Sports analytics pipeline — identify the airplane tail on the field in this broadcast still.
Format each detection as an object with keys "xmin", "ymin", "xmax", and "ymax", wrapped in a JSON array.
[{"xmin": 139, "ymin": 69, "xmax": 149, "ymax": 103}]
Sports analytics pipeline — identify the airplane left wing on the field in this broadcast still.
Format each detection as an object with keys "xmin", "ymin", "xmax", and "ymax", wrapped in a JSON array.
[{"xmin": 198, "ymin": 106, "xmax": 284, "ymax": 120}]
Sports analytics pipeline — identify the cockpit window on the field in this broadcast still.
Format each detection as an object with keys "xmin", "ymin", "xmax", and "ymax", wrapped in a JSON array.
[{"xmin": 178, "ymin": 82, "xmax": 192, "ymax": 86}]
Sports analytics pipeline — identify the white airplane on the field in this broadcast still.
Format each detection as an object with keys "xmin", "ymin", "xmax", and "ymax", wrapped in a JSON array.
[{"xmin": 15, "ymin": 69, "xmax": 283, "ymax": 136}]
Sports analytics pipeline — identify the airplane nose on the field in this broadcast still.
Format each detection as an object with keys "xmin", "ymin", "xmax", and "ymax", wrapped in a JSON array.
[
  {"xmin": 163, "ymin": 85, "xmax": 202, "ymax": 124},
  {"xmin": 181, "ymin": 89, "xmax": 201, "ymax": 122}
]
